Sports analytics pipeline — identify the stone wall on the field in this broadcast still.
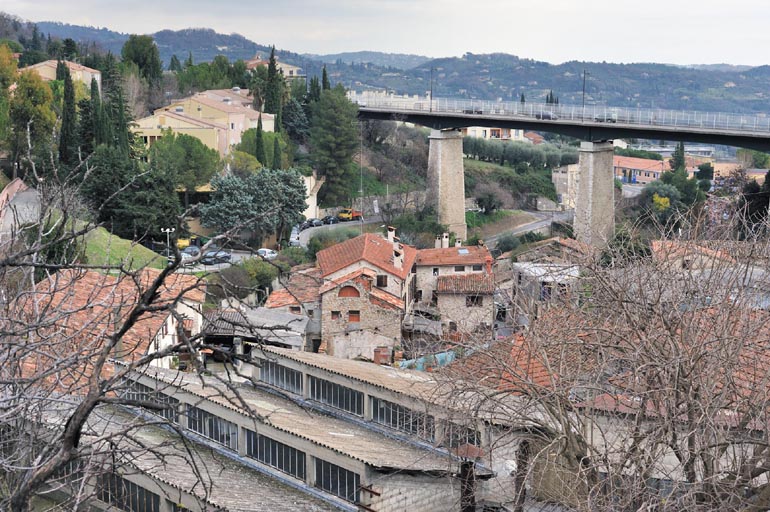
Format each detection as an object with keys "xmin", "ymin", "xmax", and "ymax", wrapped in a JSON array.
[
  {"xmin": 436, "ymin": 293, "xmax": 494, "ymax": 332},
  {"xmin": 363, "ymin": 472, "xmax": 462, "ymax": 512}
]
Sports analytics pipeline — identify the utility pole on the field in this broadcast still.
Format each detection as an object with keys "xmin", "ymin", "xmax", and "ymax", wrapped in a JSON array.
[{"xmin": 582, "ymin": 70, "xmax": 590, "ymax": 121}]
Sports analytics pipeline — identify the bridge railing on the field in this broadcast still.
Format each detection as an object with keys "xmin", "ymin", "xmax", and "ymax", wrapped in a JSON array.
[{"xmin": 350, "ymin": 93, "xmax": 770, "ymax": 135}]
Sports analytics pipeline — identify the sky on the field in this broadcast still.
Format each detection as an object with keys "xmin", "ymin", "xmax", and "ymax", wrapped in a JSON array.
[{"xmin": 5, "ymin": 0, "xmax": 770, "ymax": 66}]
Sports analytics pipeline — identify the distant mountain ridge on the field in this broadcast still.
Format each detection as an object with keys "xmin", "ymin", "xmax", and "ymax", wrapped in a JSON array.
[{"xmin": 25, "ymin": 18, "xmax": 770, "ymax": 114}]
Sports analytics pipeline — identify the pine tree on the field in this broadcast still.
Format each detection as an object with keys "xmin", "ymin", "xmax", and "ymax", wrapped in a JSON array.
[
  {"xmin": 58, "ymin": 65, "xmax": 77, "ymax": 166},
  {"xmin": 272, "ymin": 136, "xmax": 281, "ymax": 169},
  {"xmin": 185, "ymin": 51, "xmax": 194, "ymax": 69},
  {"xmin": 255, "ymin": 115, "xmax": 266, "ymax": 165},
  {"xmin": 309, "ymin": 76, "xmax": 321, "ymax": 102},
  {"xmin": 168, "ymin": 54, "xmax": 182, "ymax": 73},
  {"xmin": 321, "ymin": 65, "xmax": 331, "ymax": 90}
]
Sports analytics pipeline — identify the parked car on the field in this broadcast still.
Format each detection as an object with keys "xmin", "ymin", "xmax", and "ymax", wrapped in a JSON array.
[
  {"xmin": 256, "ymin": 248, "xmax": 278, "ymax": 260},
  {"xmin": 322, "ymin": 215, "xmax": 340, "ymax": 225},
  {"xmin": 201, "ymin": 245, "xmax": 232, "ymax": 265},
  {"xmin": 307, "ymin": 218, "xmax": 324, "ymax": 227},
  {"xmin": 535, "ymin": 111, "xmax": 558, "ymax": 120},
  {"xmin": 289, "ymin": 226, "xmax": 301, "ymax": 247},
  {"xmin": 337, "ymin": 208, "xmax": 363, "ymax": 221},
  {"xmin": 179, "ymin": 245, "xmax": 201, "ymax": 265}
]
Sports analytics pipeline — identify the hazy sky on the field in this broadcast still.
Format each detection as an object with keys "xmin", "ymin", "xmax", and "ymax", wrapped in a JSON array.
[{"xmin": 5, "ymin": 0, "xmax": 770, "ymax": 66}]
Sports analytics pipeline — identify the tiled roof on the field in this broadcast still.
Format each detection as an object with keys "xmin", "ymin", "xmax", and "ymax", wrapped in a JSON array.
[
  {"xmin": 11, "ymin": 268, "xmax": 205, "ymax": 391},
  {"xmin": 316, "ymin": 233, "xmax": 417, "ymax": 280},
  {"xmin": 265, "ymin": 266, "xmax": 322, "ymax": 308},
  {"xmin": 613, "ymin": 155, "xmax": 667, "ymax": 172},
  {"xmin": 21, "ymin": 59, "xmax": 100, "ymax": 75},
  {"xmin": 416, "ymin": 245, "xmax": 492, "ymax": 266},
  {"xmin": 524, "ymin": 132, "xmax": 544, "ymax": 145},
  {"xmin": 318, "ymin": 267, "xmax": 377, "ymax": 294},
  {"xmin": 436, "ymin": 273, "xmax": 495, "ymax": 294},
  {"xmin": 318, "ymin": 267, "xmax": 404, "ymax": 310},
  {"xmin": 650, "ymin": 240, "xmax": 736, "ymax": 264},
  {"xmin": 136, "ymin": 110, "xmax": 227, "ymax": 130}
]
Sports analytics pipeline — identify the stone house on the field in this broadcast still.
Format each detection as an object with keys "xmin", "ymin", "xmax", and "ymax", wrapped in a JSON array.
[
  {"xmin": 435, "ymin": 273, "xmax": 496, "ymax": 334},
  {"xmin": 413, "ymin": 234, "xmax": 493, "ymax": 308}
]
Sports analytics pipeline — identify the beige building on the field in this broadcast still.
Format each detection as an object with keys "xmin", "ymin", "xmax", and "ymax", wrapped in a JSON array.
[
  {"xmin": 435, "ymin": 273, "xmax": 495, "ymax": 333},
  {"xmin": 135, "ymin": 89, "xmax": 275, "ymax": 156},
  {"xmin": 245, "ymin": 55, "xmax": 305, "ymax": 79},
  {"xmin": 461, "ymin": 126, "xmax": 526, "ymax": 142},
  {"xmin": 20, "ymin": 59, "xmax": 101, "ymax": 93},
  {"xmin": 552, "ymin": 163, "xmax": 579, "ymax": 209}
]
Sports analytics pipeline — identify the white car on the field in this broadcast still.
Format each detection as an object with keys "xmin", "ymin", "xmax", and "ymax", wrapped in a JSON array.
[{"xmin": 257, "ymin": 248, "xmax": 278, "ymax": 260}]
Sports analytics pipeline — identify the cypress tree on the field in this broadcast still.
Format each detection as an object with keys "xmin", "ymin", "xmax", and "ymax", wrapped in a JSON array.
[
  {"xmin": 275, "ymin": 105, "xmax": 282, "ymax": 133},
  {"xmin": 309, "ymin": 76, "xmax": 321, "ymax": 103},
  {"xmin": 76, "ymin": 97, "xmax": 93, "ymax": 157},
  {"xmin": 168, "ymin": 54, "xmax": 182, "ymax": 72},
  {"xmin": 185, "ymin": 51, "xmax": 194, "ymax": 68},
  {"xmin": 321, "ymin": 65, "xmax": 330, "ymax": 90},
  {"xmin": 58, "ymin": 66, "xmax": 77, "ymax": 166},
  {"xmin": 255, "ymin": 115, "xmax": 266, "ymax": 165},
  {"xmin": 272, "ymin": 136, "xmax": 281, "ymax": 169},
  {"xmin": 55, "ymin": 59, "xmax": 66, "ymax": 81},
  {"xmin": 264, "ymin": 46, "xmax": 282, "ymax": 114}
]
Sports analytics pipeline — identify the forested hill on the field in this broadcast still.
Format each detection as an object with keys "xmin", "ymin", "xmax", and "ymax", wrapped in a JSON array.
[{"xmin": 26, "ymin": 18, "xmax": 770, "ymax": 114}]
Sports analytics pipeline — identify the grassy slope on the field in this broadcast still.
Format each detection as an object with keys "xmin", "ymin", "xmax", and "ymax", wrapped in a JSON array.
[{"xmin": 83, "ymin": 227, "xmax": 166, "ymax": 270}]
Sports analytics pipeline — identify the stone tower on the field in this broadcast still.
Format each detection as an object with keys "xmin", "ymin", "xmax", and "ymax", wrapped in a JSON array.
[
  {"xmin": 574, "ymin": 141, "xmax": 615, "ymax": 247},
  {"xmin": 427, "ymin": 129, "xmax": 467, "ymax": 241}
]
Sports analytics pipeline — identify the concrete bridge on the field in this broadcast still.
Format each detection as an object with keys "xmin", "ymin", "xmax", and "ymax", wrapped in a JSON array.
[{"xmin": 356, "ymin": 95, "xmax": 770, "ymax": 246}]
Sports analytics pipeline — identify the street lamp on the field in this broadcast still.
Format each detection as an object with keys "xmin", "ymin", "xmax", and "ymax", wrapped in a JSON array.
[
  {"xmin": 582, "ymin": 69, "xmax": 590, "ymax": 121},
  {"xmin": 161, "ymin": 227, "xmax": 175, "ymax": 252}
]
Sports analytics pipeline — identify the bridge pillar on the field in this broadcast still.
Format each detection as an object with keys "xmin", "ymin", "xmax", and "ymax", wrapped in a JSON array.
[
  {"xmin": 428, "ymin": 129, "xmax": 467, "ymax": 240},
  {"xmin": 574, "ymin": 141, "xmax": 615, "ymax": 248}
]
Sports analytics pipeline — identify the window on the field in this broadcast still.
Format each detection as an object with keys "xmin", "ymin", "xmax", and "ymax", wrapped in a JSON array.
[
  {"xmin": 230, "ymin": 122, "xmax": 235, "ymax": 129},
  {"xmin": 348, "ymin": 310, "xmax": 360, "ymax": 322},
  {"xmin": 187, "ymin": 406, "xmax": 239, "ymax": 450},
  {"xmin": 331, "ymin": 311, "xmax": 341, "ymax": 320},
  {"xmin": 466, "ymin": 295, "xmax": 483, "ymax": 307},
  {"xmin": 376, "ymin": 275, "xmax": 388, "ymax": 288},
  {"xmin": 454, "ymin": 265, "xmax": 465, "ymax": 272},
  {"xmin": 289, "ymin": 306, "xmax": 301, "ymax": 314},
  {"xmin": 415, "ymin": 290, "xmax": 423, "ymax": 302},
  {"xmin": 245, "ymin": 429, "xmax": 306, "ymax": 480},
  {"xmin": 122, "ymin": 380, "xmax": 179, "ymax": 423},
  {"xmin": 97, "ymin": 473, "xmax": 160, "ymax": 512},
  {"xmin": 371, "ymin": 397, "xmax": 434, "ymax": 441},
  {"xmin": 540, "ymin": 282, "xmax": 553, "ymax": 301},
  {"xmin": 682, "ymin": 259, "xmax": 692, "ymax": 270},
  {"xmin": 309, "ymin": 376, "xmax": 364, "ymax": 416},
  {"xmin": 308, "ymin": 309, "xmax": 314, "ymax": 318},
  {"xmin": 260, "ymin": 360, "xmax": 303, "ymax": 394},
  {"xmin": 445, "ymin": 423, "xmax": 481, "ymax": 448},
  {"xmin": 472, "ymin": 264, "xmax": 483, "ymax": 272},
  {"xmin": 314, "ymin": 459, "xmax": 360, "ymax": 503},
  {"xmin": 432, "ymin": 267, "xmax": 439, "ymax": 276},
  {"xmin": 338, "ymin": 286, "xmax": 360, "ymax": 298}
]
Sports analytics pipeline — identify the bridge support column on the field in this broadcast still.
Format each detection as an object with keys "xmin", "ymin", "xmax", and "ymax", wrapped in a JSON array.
[
  {"xmin": 428, "ymin": 129, "xmax": 467, "ymax": 240},
  {"xmin": 574, "ymin": 141, "xmax": 615, "ymax": 248}
]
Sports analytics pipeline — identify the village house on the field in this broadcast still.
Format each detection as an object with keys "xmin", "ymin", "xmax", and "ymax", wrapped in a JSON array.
[
  {"xmin": 19, "ymin": 59, "xmax": 101, "ymax": 93},
  {"xmin": 435, "ymin": 273, "xmax": 496, "ymax": 334},
  {"xmin": 614, "ymin": 154, "xmax": 667, "ymax": 184},
  {"xmin": 245, "ymin": 54, "xmax": 305, "ymax": 80}
]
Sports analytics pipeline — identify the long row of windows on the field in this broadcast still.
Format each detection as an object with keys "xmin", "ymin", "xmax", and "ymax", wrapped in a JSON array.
[
  {"xmin": 309, "ymin": 375, "xmax": 364, "ymax": 416},
  {"xmin": 371, "ymin": 397, "xmax": 435, "ymax": 441},
  {"xmin": 187, "ymin": 406, "xmax": 238, "ymax": 450},
  {"xmin": 245, "ymin": 429, "xmax": 306, "ymax": 480},
  {"xmin": 97, "ymin": 473, "xmax": 160, "ymax": 512},
  {"xmin": 123, "ymin": 381, "xmax": 179, "ymax": 423},
  {"xmin": 260, "ymin": 360, "xmax": 303, "ymax": 394}
]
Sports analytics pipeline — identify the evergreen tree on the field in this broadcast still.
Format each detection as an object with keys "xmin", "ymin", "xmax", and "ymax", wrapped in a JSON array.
[
  {"xmin": 272, "ymin": 136, "xmax": 281, "ymax": 169},
  {"xmin": 264, "ymin": 46, "xmax": 284, "ymax": 116},
  {"xmin": 185, "ymin": 51, "xmax": 194, "ymax": 69},
  {"xmin": 309, "ymin": 76, "xmax": 321, "ymax": 103},
  {"xmin": 520, "ymin": 93, "xmax": 525, "ymax": 104},
  {"xmin": 282, "ymin": 97, "xmax": 309, "ymax": 143},
  {"xmin": 255, "ymin": 115, "xmax": 266, "ymax": 165},
  {"xmin": 76, "ymin": 97, "xmax": 93, "ymax": 158},
  {"xmin": 90, "ymin": 77, "xmax": 111, "ymax": 148},
  {"xmin": 168, "ymin": 54, "xmax": 182, "ymax": 72},
  {"xmin": 58, "ymin": 65, "xmax": 77, "ymax": 166},
  {"xmin": 55, "ymin": 59, "xmax": 66, "ymax": 81},
  {"xmin": 310, "ymin": 85, "xmax": 359, "ymax": 205},
  {"xmin": 121, "ymin": 34, "xmax": 162, "ymax": 85},
  {"xmin": 321, "ymin": 65, "xmax": 331, "ymax": 90},
  {"xmin": 670, "ymin": 141, "xmax": 686, "ymax": 171},
  {"xmin": 274, "ymin": 105, "xmax": 282, "ymax": 133}
]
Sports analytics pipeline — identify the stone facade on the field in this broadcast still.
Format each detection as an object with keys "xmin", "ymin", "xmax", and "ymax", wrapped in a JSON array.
[
  {"xmin": 436, "ymin": 292, "xmax": 494, "ymax": 333},
  {"xmin": 574, "ymin": 141, "xmax": 615, "ymax": 248},
  {"xmin": 428, "ymin": 130, "xmax": 467, "ymax": 240},
  {"xmin": 320, "ymin": 273, "xmax": 403, "ymax": 359}
]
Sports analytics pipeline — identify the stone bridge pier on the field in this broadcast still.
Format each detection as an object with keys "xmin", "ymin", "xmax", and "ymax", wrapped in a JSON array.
[
  {"xmin": 574, "ymin": 141, "xmax": 615, "ymax": 248},
  {"xmin": 427, "ymin": 129, "xmax": 467, "ymax": 241}
]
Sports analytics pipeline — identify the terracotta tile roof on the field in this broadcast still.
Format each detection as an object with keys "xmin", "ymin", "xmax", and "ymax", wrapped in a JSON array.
[
  {"xmin": 265, "ymin": 267, "xmax": 322, "ymax": 308},
  {"xmin": 317, "ymin": 267, "xmax": 404, "ymax": 310},
  {"xmin": 524, "ymin": 132, "xmax": 544, "ymax": 145},
  {"xmin": 436, "ymin": 274, "xmax": 495, "ymax": 294},
  {"xmin": 316, "ymin": 233, "xmax": 417, "ymax": 281},
  {"xmin": 416, "ymin": 245, "xmax": 492, "ymax": 266},
  {"xmin": 613, "ymin": 155, "xmax": 667, "ymax": 172},
  {"xmin": 21, "ymin": 59, "xmax": 100, "ymax": 75},
  {"xmin": 10, "ymin": 268, "xmax": 205, "ymax": 393},
  {"xmin": 318, "ymin": 267, "xmax": 376, "ymax": 294},
  {"xmin": 650, "ymin": 240, "xmax": 736, "ymax": 264}
]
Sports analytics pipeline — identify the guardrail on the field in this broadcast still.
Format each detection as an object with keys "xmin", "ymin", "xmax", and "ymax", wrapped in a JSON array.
[{"xmin": 350, "ymin": 94, "xmax": 770, "ymax": 136}]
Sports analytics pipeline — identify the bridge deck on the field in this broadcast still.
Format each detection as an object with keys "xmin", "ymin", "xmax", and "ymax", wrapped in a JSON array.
[{"xmin": 354, "ymin": 95, "xmax": 770, "ymax": 150}]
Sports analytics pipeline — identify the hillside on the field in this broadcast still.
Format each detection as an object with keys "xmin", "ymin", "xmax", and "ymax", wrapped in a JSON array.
[{"xmin": 23, "ymin": 16, "xmax": 770, "ymax": 114}]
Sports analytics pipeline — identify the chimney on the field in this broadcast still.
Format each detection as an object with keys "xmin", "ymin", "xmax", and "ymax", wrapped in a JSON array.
[
  {"xmin": 455, "ymin": 239, "xmax": 463, "ymax": 248},
  {"xmin": 485, "ymin": 255, "xmax": 493, "ymax": 274},
  {"xmin": 442, "ymin": 233, "xmax": 450, "ymax": 249},
  {"xmin": 435, "ymin": 235, "xmax": 442, "ymax": 249},
  {"xmin": 393, "ymin": 248, "xmax": 403, "ymax": 269},
  {"xmin": 386, "ymin": 226, "xmax": 396, "ymax": 243},
  {"xmin": 478, "ymin": 239, "xmax": 485, "ymax": 247}
]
